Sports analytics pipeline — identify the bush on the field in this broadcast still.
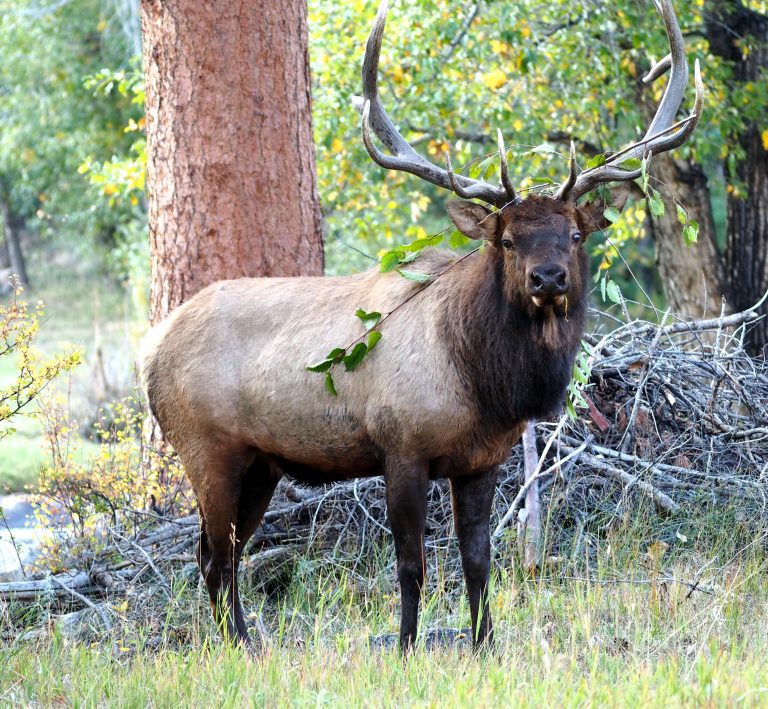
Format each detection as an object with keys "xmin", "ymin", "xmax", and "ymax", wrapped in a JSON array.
[
  {"xmin": 34, "ymin": 393, "xmax": 192, "ymax": 571},
  {"xmin": 0, "ymin": 278, "xmax": 81, "ymax": 440}
]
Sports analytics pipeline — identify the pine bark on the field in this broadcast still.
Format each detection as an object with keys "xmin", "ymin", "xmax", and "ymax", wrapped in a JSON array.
[
  {"xmin": 648, "ymin": 155, "xmax": 726, "ymax": 319},
  {"xmin": 141, "ymin": 0, "xmax": 324, "ymax": 326},
  {"xmin": 706, "ymin": 0, "xmax": 768, "ymax": 353}
]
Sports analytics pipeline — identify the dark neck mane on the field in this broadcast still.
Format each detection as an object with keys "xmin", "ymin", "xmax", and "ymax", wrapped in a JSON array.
[{"xmin": 441, "ymin": 249, "xmax": 586, "ymax": 430}]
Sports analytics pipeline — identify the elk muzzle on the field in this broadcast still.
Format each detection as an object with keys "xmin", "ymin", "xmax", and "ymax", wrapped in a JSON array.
[{"xmin": 528, "ymin": 264, "xmax": 568, "ymax": 307}]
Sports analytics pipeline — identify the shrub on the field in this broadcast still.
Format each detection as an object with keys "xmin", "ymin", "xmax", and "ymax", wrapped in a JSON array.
[
  {"xmin": 34, "ymin": 393, "xmax": 192, "ymax": 570},
  {"xmin": 0, "ymin": 278, "xmax": 81, "ymax": 440}
]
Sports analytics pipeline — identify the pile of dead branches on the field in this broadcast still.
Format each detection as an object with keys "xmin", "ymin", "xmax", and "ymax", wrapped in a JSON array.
[{"xmin": 3, "ymin": 301, "xmax": 768, "ymax": 631}]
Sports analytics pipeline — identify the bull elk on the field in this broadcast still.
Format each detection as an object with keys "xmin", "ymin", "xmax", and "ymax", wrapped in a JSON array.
[{"xmin": 142, "ymin": 0, "xmax": 702, "ymax": 652}]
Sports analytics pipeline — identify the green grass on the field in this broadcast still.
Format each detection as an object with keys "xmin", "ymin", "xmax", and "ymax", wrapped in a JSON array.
[
  {"xmin": 4, "ymin": 539, "xmax": 768, "ymax": 706},
  {"xmin": 0, "ymin": 416, "xmax": 46, "ymax": 493}
]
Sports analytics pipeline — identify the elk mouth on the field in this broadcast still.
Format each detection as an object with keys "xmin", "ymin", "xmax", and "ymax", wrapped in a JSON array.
[{"xmin": 531, "ymin": 294, "xmax": 567, "ymax": 310}]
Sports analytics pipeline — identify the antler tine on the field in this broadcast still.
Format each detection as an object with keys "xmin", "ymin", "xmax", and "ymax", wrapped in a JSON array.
[
  {"xmin": 445, "ymin": 152, "xmax": 475, "ymax": 200},
  {"xmin": 497, "ymin": 129, "xmax": 517, "ymax": 203},
  {"xmin": 353, "ymin": 0, "xmax": 512, "ymax": 208},
  {"xmin": 644, "ymin": 0, "xmax": 688, "ymax": 140},
  {"xmin": 554, "ymin": 141, "xmax": 578, "ymax": 201},
  {"xmin": 559, "ymin": 0, "xmax": 704, "ymax": 202},
  {"xmin": 642, "ymin": 54, "xmax": 672, "ymax": 84}
]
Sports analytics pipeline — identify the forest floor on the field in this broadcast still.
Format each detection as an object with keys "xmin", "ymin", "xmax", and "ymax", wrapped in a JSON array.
[{"xmin": 3, "ymin": 537, "xmax": 768, "ymax": 706}]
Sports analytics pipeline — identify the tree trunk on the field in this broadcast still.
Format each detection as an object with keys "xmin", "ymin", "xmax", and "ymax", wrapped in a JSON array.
[
  {"xmin": 141, "ymin": 0, "xmax": 324, "ymax": 326},
  {"xmin": 707, "ymin": 0, "xmax": 768, "ymax": 353},
  {"xmin": 0, "ymin": 196, "xmax": 29, "ymax": 287},
  {"xmin": 648, "ymin": 155, "xmax": 726, "ymax": 319}
]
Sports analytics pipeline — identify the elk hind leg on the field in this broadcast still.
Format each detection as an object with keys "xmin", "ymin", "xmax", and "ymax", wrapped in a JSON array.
[{"xmin": 229, "ymin": 455, "xmax": 281, "ymax": 640}]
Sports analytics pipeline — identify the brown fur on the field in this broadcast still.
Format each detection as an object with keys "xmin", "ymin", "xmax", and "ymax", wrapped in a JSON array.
[{"xmin": 141, "ymin": 194, "xmax": 599, "ymax": 651}]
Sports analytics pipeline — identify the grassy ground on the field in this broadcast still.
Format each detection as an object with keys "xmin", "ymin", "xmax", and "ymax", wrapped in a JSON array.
[
  {"xmin": 3, "ymin": 530, "xmax": 768, "ymax": 706},
  {"xmin": 0, "ymin": 242, "xmax": 143, "ymax": 493}
]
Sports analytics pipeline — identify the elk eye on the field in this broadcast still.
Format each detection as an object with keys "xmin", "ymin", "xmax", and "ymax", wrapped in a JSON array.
[
  {"xmin": 572, "ymin": 232, "xmax": 583, "ymax": 244},
  {"xmin": 501, "ymin": 239, "xmax": 513, "ymax": 250}
]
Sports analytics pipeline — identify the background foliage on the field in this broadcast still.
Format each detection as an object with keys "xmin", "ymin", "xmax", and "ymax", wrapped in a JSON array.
[{"xmin": 2, "ymin": 0, "xmax": 766, "ymax": 293}]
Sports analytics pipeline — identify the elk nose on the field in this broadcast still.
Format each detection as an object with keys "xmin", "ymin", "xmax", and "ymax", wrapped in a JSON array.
[{"xmin": 529, "ymin": 265, "xmax": 568, "ymax": 295}]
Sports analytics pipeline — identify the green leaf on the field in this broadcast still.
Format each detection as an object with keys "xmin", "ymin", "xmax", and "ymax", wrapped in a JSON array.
[
  {"xmin": 355, "ymin": 309, "xmax": 382, "ymax": 331},
  {"xmin": 640, "ymin": 157, "xmax": 650, "ymax": 194},
  {"xmin": 403, "ymin": 234, "xmax": 443, "ymax": 252},
  {"xmin": 600, "ymin": 275, "xmax": 607, "ymax": 302},
  {"xmin": 606, "ymin": 280, "xmax": 623, "ymax": 304},
  {"xmin": 585, "ymin": 153, "xmax": 607, "ymax": 169},
  {"xmin": 400, "ymin": 252, "xmax": 421, "ymax": 264},
  {"xmin": 683, "ymin": 221, "xmax": 699, "ymax": 246},
  {"xmin": 603, "ymin": 207, "xmax": 621, "ymax": 224},
  {"xmin": 343, "ymin": 342, "xmax": 369, "ymax": 372},
  {"xmin": 571, "ymin": 389, "xmax": 588, "ymax": 408},
  {"xmin": 647, "ymin": 189, "xmax": 665, "ymax": 217},
  {"xmin": 306, "ymin": 359, "xmax": 334, "ymax": 373},
  {"xmin": 619, "ymin": 158, "xmax": 642, "ymax": 170},
  {"xmin": 306, "ymin": 347, "xmax": 347, "ymax": 373},
  {"xmin": 676, "ymin": 203, "xmax": 688, "ymax": 226},
  {"xmin": 324, "ymin": 371, "xmax": 338, "ymax": 397},
  {"xmin": 367, "ymin": 330, "xmax": 382, "ymax": 351},
  {"xmin": 531, "ymin": 177, "xmax": 554, "ymax": 184},
  {"xmin": 397, "ymin": 269, "xmax": 433, "ymax": 284},
  {"xmin": 380, "ymin": 250, "xmax": 404, "ymax": 273},
  {"xmin": 326, "ymin": 348, "xmax": 347, "ymax": 363},
  {"xmin": 573, "ymin": 366, "xmax": 589, "ymax": 385},
  {"xmin": 528, "ymin": 142, "xmax": 558, "ymax": 155}
]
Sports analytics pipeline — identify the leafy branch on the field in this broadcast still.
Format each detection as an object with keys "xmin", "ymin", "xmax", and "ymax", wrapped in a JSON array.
[
  {"xmin": 307, "ymin": 237, "xmax": 482, "ymax": 396},
  {"xmin": 306, "ymin": 310, "xmax": 383, "ymax": 396}
]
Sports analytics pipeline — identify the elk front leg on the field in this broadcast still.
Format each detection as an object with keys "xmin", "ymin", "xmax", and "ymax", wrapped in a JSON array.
[
  {"xmin": 450, "ymin": 466, "xmax": 498, "ymax": 647},
  {"xmin": 384, "ymin": 457, "xmax": 429, "ymax": 653}
]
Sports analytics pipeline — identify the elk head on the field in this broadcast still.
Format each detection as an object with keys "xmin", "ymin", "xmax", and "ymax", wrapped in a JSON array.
[{"xmin": 354, "ymin": 0, "xmax": 703, "ymax": 314}]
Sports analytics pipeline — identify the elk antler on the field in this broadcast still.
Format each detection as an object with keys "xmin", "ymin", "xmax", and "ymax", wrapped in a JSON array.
[
  {"xmin": 352, "ymin": 0, "xmax": 518, "ymax": 209},
  {"xmin": 555, "ymin": 0, "xmax": 704, "ymax": 202}
]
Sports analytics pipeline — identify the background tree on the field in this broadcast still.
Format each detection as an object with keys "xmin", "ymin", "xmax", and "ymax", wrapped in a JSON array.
[
  {"xmin": 706, "ymin": 0, "xmax": 768, "ymax": 350},
  {"xmin": 140, "ymin": 0, "xmax": 324, "ymax": 325},
  {"xmin": 0, "ymin": 0, "xmax": 140, "ymax": 287}
]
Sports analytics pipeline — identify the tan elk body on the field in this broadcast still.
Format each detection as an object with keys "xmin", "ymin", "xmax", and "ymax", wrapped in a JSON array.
[{"xmin": 142, "ymin": 0, "xmax": 703, "ymax": 652}]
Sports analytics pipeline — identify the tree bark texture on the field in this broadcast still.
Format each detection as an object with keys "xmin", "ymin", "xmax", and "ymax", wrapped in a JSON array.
[
  {"xmin": 648, "ymin": 155, "xmax": 726, "ymax": 319},
  {"xmin": 141, "ymin": 0, "xmax": 324, "ymax": 325},
  {"xmin": 0, "ymin": 196, "xmax": 29, "ymax": 286},
  {"xmin": 707, "ymin": 0, "xmax": 768, "ymax": 353}
]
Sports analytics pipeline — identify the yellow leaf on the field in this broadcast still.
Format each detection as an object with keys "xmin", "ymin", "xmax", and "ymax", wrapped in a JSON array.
[
  {"xmin": 331, "ymin": 138, "xmax": 344, "ymax": 154},
  {"xmin": 762, "ymin": 129, "xmax": 768, "ymax": 152},
  {"xmin": 490, "ymin": 39, "xmax": 510, "ymax": 56},
  {"xmin": 513, "ymin": 119, "xmax": 524, "ymax": 132},
  {"xmin": 390, "ymin": 65, "xmax": 404, "ymax": 83},
  {"xmin": 483, "ymin": 68, "xmax": 507, "ymax": 91}
]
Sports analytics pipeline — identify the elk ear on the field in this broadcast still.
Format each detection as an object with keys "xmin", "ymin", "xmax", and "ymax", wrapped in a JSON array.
[
  {"xmin": 578, "ymin": 183, "xmax": 633, "ymax": 233},
  {"xmin": 445, "ymin": 200, "xmax": 499, "ymax": 241}
]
